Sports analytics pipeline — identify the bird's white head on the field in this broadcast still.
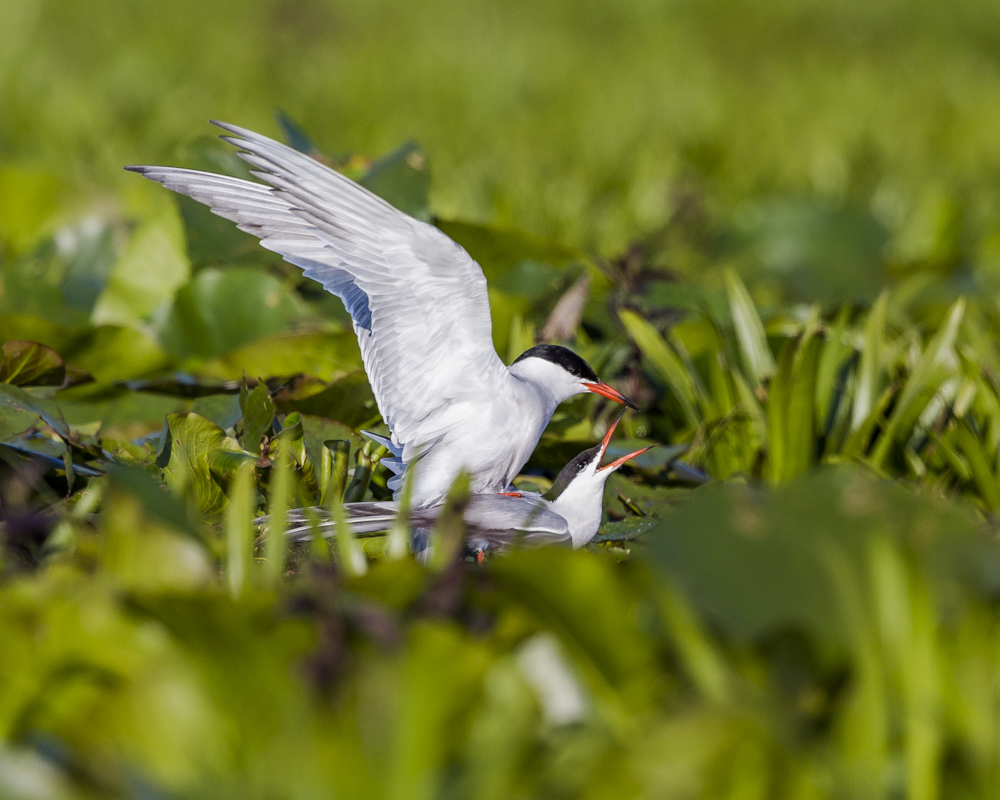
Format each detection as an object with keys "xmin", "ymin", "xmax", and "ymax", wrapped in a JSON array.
[
  {"xmin": 508, "ymin": 344, "xmax": 637, "ymax": 409},
  {"xmin": 544, "ymin": 414, "xmax": 654, "ymax": 548}
]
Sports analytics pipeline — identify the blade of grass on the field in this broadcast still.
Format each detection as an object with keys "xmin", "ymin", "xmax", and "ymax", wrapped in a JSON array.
[
  {"xmin": 320, "ymin": 439, "xmax": 350, "ymax": 505},
  {"xmin": 330, "ymin": 494, "xmax": 367, "ymax": 576},
  {"xmin": 870, "ymin": 299, "xmax": 965, "ymax": 469},
  {"xmin": 265, "ymin": 445, "xmax": 291, "ymax": 587},
  {"xmin": 344, "ymin": 444, "xmax": 374, "ymax": 502},
  {"xmin": 852, "ymin": 291, "xmax": 888, "ymax": 431},
  {"xmin": 387, "ymin": 461, "xmax": 415, "ymax": 560},
  {"xmin": 953, "ymin": 420, "xmax": 1000, "ymax": 510},
  {"xmin": 226, "ymin": 462, "xmax": 255, "ymax": 598},
  {"xmin": 725, "ymin": 269, "xmax": 775, "ymax": 387},
  {"xmin": 619, "ymin": 309, "xmax": 701, "ymax": 428}
]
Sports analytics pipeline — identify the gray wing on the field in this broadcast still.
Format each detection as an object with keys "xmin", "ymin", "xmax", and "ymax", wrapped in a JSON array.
[
  {"xmin": 461, "ymin": 494, "xmax": 573, "ymax": 550},
  {"xmin": 127, "ymin": 121, "xmax": 507, "ymax": 469}
]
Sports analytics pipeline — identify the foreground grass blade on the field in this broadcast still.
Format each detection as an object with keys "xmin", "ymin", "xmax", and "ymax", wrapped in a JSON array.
[
  {"xmin": 331, "ymin": 495, "xmax": 367, "ymax": 575},
  {"xmin": 265, "ymin": 446, "xmax": 291, "ymax": 587},
  {"xmin": 387, "ymin": 462, "xmax": 415, "ymax": 560},
  {"xmin": 226, "ymin": 462, "xmax": 255, "ymax": 598}
]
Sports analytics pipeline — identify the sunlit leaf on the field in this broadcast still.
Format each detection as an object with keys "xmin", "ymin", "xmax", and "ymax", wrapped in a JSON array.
[
  {"xmin": 155, "ymin": 412, "xmax": 246, "ymax": 514},
  {"xmin": 91, "ymin": 205, "xmax": 190, "ymax": 328},
  {"xmin": 0, "ymin": 340, "xmax": 65, "ymax": 386}
]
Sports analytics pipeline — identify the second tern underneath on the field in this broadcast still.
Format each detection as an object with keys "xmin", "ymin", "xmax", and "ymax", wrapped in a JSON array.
[
  {"xmin": 127, "ymin": 121, "xmax": 636, "ymax": 507},
  {"xmin": 279, "ymin": 414, "xmax": 654, "ymax": 553}
]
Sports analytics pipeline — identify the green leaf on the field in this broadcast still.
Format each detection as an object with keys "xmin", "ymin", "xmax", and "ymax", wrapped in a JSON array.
[
  {"xmin": 852, "ymin": 291, "xmax": 887, "ymax": 430},
  {"xmin": 953, "ymin": 420, "xmax": 1000, "ymax": 510},
  {"xmin": 870, "ymin": 298, "xmax": 965, "ymax": 468},
  {"xmin": 360, "ymin": 141, "xmax": 431, "ymax": 221},
  {"xmin": 161, "ymin": 267, "xmax": 301, "ymax": 360},
  {"xmin": 300, "ymin": 415, "xmax": 361, "ymax": 490},
  {"xmin": 63, "ymin": 325, "xmax": 175, "ymax": 384},
  {"xmin": 619, "ymin": 309, "xmax": 700, "ymax": 427},
  {"xmin": 200, "ymin": 331, "xmax": 362, "ymax": 382},
  {"xmin": 238, "ymin": 378, "xmax": 275, "ymax": 453},
  {"xmin": 155, "ymin": 412, "xmax": 246, "ymax": 515},
  {"xmin": 275, "ymin": 369, "xmax": 380, "ymax": 429},
  {"xmin": 91, "ymin": 205, "xmax": 191, "ymax": 328},
  {"xmin": 725, "ymin": 269, "xmax": 775, "ymax": 386},
  {"xmin": 276, "ymin": 110, "xmax": 319, "ymax": 154},
  {"xmin": 643, "ymin": 468, "xmax": 998, "ymax": 659},
  {"xmin": 767, "ymin": 332, "xmax": 822, "ymax": 483},
  {"xmin": 0, "ymin": 340, "xmax": 65, "ymax": 386},
  {"xmin": 0, "ymin": 382, "xmax": 68, "ymax": 440},
  {"xmin": 208, "ymin": 448, "xmax": 258, "ymax": 480}
]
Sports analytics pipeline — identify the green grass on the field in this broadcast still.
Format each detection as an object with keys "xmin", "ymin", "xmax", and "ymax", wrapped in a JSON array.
[{"xmin": 4, "ymin": 1, "xmax": 1000, "ymax": 798}]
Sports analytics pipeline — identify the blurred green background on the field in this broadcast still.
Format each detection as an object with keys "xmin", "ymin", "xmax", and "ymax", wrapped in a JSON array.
[{"xmin": 5, "ymin": 1, "xmax": 1000, "ymax": 798}]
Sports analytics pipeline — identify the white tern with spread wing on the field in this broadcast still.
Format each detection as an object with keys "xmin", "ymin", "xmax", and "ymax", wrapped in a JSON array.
[{"xmin": 127, "ymin": 121, "xmax": 636, "ymax": 506}]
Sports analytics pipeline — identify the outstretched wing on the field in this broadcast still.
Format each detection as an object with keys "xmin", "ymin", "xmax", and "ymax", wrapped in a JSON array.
[{"xmin": 127, "ymin": 121, "xmax": 506, "ymax": 463}]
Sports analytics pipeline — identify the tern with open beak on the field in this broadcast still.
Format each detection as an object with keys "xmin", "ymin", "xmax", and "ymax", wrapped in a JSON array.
[
  {"xmin": 127, "ymin": 122, "xmax": 636, "ymax": 507},
  {"xmin": 277, "ymin": 413, "xmax": 654, "ymax": 553}
]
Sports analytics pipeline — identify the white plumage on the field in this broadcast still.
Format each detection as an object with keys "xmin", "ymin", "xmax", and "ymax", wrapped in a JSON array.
[{"xmin": 128, "ymin": 121, "xmax": 635, "ymax": 506}]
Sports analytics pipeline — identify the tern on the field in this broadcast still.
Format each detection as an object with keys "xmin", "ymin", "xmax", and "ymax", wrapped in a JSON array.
[
  {"xmin": 127, "ymin": 121, "xmax": 636, "ymax": 507},
  {"xmin": 276, "ymin": 414, "xmax": 654, "ymax": 553}
]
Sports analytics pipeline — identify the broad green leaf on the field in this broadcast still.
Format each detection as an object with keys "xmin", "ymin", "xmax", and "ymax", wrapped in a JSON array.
[
  {"xmin": 208, "ymin": 448, "xmax": 258, "ymax": 480},
  {"xmin": 725, "ymin": 269, "xmax": 775, "ymax": 386},
  {"xmin": 64, "ymin": 325, "xmax": 174, "ymax": 383},
  {"xmin": 643, "ymin": 468, "xmax": 998, "ymax": 659},
  {"xmin": 91, "ymin": 205, "xmax": 191, "ymax": 328},
  {"xmin": 160, "ymin": 267, "xmax": 301, "ymax": 360},
  {"xmin": 0, "ymin": 382, "xmax": 68, "ymax": 439},
  {"xmin": 155, "ymin": 412, "xmax": 246, "ymax": 515},
  {"xmin": 200, "ymin": 331, "xmax": 362, "ymax": 382},
  {"xmin": 0, "ymin": 340, "xmax": 65, "ymax": 386}
]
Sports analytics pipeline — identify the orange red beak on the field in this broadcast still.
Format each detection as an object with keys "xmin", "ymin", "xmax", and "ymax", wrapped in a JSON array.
[
  {"xmin": 595, "ymin": 412, "xmax": 655, "ymax": 472},
  {"xmin": 584, "ymin": 381, "xmax": 638, "ymax": 410}
]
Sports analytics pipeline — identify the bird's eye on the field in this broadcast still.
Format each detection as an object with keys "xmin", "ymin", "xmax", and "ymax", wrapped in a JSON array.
[{"xmin": 577, "ymin": 462, "xmax": 587, "ymax": 472}]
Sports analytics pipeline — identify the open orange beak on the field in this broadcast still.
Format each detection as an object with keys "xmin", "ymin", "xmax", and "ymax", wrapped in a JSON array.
[
  {"xmin": 596, "ymin": 412, "xmax": 655, "ymax": 472},
  {"xmin": 584, "ymin": 381, "xmax": 638, "ymax": 410}
]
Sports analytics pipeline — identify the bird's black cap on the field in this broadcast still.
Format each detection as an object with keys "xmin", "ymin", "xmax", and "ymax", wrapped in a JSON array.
[{"xmin": 512, "ymin": 344, "xmax": 598, "ymax": 383}]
